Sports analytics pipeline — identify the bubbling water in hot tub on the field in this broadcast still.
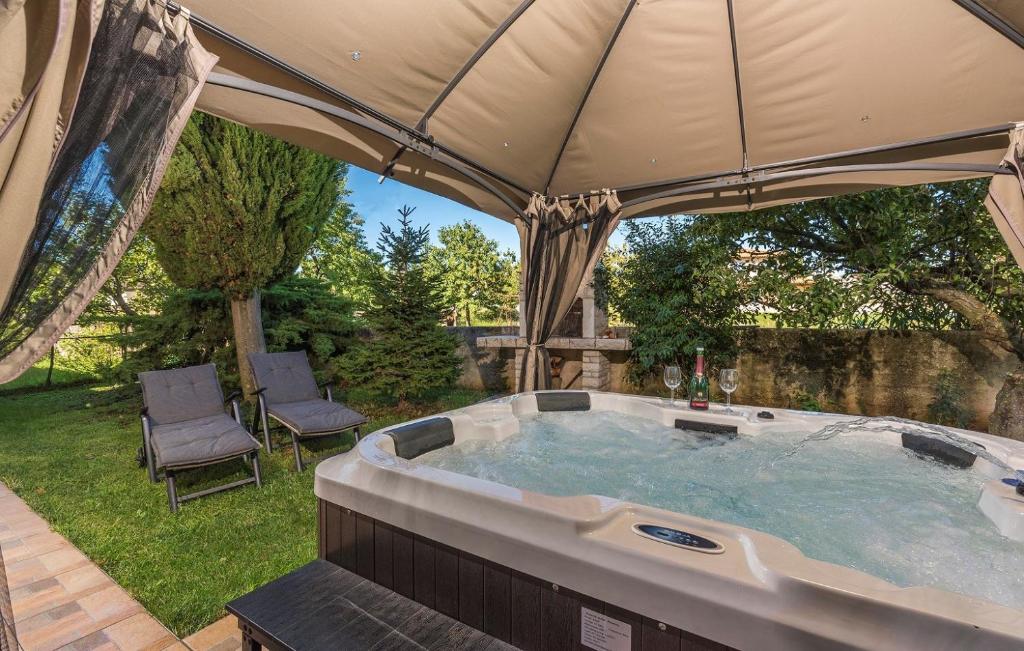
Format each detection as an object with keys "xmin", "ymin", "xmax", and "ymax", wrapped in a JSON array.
[
  {"xmin": 770, "ymin": 415, "xmax": 1024, "ymax": 486},
  {"xmin": 415, "ymin": 410, "xmax": 1024, "ymax": 611}
]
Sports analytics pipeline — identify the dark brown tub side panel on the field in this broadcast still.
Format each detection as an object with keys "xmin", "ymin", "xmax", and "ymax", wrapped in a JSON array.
[
  {"xmin": 459, "ymin": 551, "xmax": 485, "ymax": 629},
  {"xmin": 435, "ymin": 543, "xmax": 460, "ymax": 619},
  {"xmin": 317, "ymin": 500, "xmax": 735, "ymax": 651},
  {"xmin": 413, "ymin": 535, "xmax": 436, "ymax": 608},
  {"xmin": 355, "ymin": 512, "xmax": 375, "ymax": 580},
  {"xmin": 374, "ymin": 521, "xmax": 395, "ymax": 589},
  {"xmin": 483, "ymin": 562, "xmax": 512, "ymax": 642},
  {"xmin": 511, "ymin": 571, "xmax": 541, "ymax": 651},
  {"xmin": 393, "ymin": 527, "xmax": 416, "ymax": 599},
  {"xmin": 317, "ymin": 499, "xmax": 327, "ymax": 560},
  {"xmin": 339, "ymin": 507, "xmax": 358, "ymax": 572}
]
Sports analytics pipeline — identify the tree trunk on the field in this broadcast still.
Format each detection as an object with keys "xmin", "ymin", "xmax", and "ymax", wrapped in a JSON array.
[
  {"xmin": 231, "ymin": 289, "xmax": 267, "ymax": 397},
  {"xmin": 990, "ymin": 362, "xmax": 1024, "ymax": 441},
  {"xmin": 45, "ymin": 346, "xmax": 55, "ymax": 387},
  {"xmin": 900, "ymin": 278, "xmax": 1024, "ymax": 438}
]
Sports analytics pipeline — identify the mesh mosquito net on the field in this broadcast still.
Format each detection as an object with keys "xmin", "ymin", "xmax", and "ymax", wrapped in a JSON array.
[{"xmin": 0, "ymin": 0, "xmax": 208, "ymax": 366}]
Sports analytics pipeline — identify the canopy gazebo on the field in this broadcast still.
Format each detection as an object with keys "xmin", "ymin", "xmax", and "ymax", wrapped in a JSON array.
[{"xmin": 4, "ymin": 0, "xmax": 1024, "ymax": 392}]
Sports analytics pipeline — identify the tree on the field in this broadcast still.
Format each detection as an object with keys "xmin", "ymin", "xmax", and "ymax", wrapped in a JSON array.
[
  {"xmin": 335, "ymin": 206, "xmax": 460, "ymax": 402},
  {"xmin": 301, "ymin": 191, "xmax": 379, "ymax": 307},
  {"xmin": 77, "ymin": 234, "xmax": 171, "ymax": 365},
  {"xmin": 426, "ymin": 220, "xmax": 518, "ymax": 325},
  {"xmin": 128, "ymin": 276, "xmax": 356, "ymax": 389},
  {"xmin": 708, "ymin": 180, "xmax": 1024, "ymax": 439},
  {"xmin": 607, "ymin": 217, "xmax": 751, "ymax": 385},
  {"xmin": 145, "ymin": 113, "xmax": 345, "ymax": 394}
]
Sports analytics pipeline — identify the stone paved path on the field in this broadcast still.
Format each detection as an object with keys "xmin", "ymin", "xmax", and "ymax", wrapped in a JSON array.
[{"xmin": 0, "ymin": 482, "xmax": 183, "ymax": 651}]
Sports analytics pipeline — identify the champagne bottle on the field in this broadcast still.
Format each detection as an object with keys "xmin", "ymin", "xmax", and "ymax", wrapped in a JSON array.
[{"xmin": 688, "ymin": 346, "xmax": 710, "ymax": 410}]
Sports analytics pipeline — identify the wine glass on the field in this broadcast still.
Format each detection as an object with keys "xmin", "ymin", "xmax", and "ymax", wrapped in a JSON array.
[
  {"xmin": 663, "ymin": 365, "xmax": 682, "ymax": 405},
  {"xmin": 719, "ymin": 369, "xmax": 739, "ymax": 413}
]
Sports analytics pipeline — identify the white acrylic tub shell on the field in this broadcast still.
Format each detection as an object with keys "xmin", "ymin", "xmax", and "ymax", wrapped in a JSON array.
[{"xmin": 314, "ymin": 391, "xmax": 1024, "ymax": 651}]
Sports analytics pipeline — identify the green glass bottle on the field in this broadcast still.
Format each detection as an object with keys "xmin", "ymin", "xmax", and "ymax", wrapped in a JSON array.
[{"xmin": 688, "ymin": 346, "xmax": 710, "ymax": 410}]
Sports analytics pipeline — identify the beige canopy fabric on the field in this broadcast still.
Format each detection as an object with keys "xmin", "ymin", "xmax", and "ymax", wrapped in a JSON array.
[
  {"xmin": 180, "ymin": 0, "xmax": 1024, "ymax": 222},
  {"xmin": 986, "ymin": 127, "xmax": 1024, "ymax": 269},
  {"xmin": 0, "ymin": 0, "xmax": 216, "ymax": 383},
  {"xmin": 0, "ymin": 0, "xmax": 99, "ymax": 312},
  {"xmin": 518, "ymin": 192, "xmax": 621, "ymax": 391}
]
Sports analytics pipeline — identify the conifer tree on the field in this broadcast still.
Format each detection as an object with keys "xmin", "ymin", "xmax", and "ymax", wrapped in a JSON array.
[
  {"xmin": 145, "ymin": 113, "xmax": 345, "ymax": 394},
  {"xmin": 336, "ymin": 206, "xmax": 460, "ymax": 402}
]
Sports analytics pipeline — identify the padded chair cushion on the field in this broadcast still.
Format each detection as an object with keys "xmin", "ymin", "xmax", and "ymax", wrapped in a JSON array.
[
  {"xmin": 151, "ymin": 414, "xmax": 258, "ymax": 469},
  {"xmin": 248, "ymin": 351, "xmax": 320, "ymax": 405},
  {"xmin": 268, "ymin": 399, "xmax": 367, "ymax": 436},
  {"xmin": 139, "ymin": 364, "xmax": 225, "ymax": 425}
]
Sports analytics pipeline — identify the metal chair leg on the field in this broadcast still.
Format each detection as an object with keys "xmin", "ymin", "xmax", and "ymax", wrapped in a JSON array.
[
  {"xmin": 291, "ymin": 432, "xmax": 305, "ymax": 472},
  {"xmin": 258, "ymin": 394, "xmax": 273, "ymax": 453},
  {"xmin": 166, "ymin": 471, "xmax": 179, "ymax": 513},
  {"xmin": 252, "ymin": 452, "xmax": 263, "ymax": 488},
  {"xmin": 353, "ymin": 426, "xmax": 361, "ymax": 443},
  {"xmin": 141, "ymin": 416, "xmax": 158, "ymax": 483}
]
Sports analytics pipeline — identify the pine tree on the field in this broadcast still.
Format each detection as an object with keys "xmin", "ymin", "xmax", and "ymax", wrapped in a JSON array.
[
  {"xmin": 145, "ymin": 113, "xmax": 346, "ymax": 394},
  {"xmin": 336, "ymin": 206, "xmax": 460, "ymax": 402},
  {"xmin": 425, "ymin": 220, "xmax": 518, "ymax": 326}
]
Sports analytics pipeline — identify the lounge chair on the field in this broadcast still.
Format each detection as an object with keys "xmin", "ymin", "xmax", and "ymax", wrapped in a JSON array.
[
  {"xmin": 248, "ymin": 351, "xmax": 367, "ymax": 471},
  {"xmin": 139, "ymin": 364, "xmax": 262, "ymax": 512}
]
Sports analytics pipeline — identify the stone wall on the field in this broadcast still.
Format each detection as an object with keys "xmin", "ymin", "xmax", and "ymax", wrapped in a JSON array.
[{"xmin": 450, "ymin": 326, "xmax": 1018, "ymax": 431}]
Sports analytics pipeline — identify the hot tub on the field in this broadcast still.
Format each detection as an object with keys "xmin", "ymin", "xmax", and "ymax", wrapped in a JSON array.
[{"xmin": 314, "ymin": 391, "xmax": 1024, "ymax": 651}]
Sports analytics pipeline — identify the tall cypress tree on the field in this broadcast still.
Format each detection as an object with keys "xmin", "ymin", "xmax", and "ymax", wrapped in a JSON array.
[
  {"xmin": 336, "ymin": 206, "xmax": 460, "ymax": 402},
  {"xmin": 146, "ymin": 113, "xmax": 344, "ymax": 394}
]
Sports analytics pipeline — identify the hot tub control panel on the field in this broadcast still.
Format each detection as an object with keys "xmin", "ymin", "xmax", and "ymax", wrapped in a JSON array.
[{"xmin": 632, "ymin": 524, "xmax": 724, "ymax": 554}]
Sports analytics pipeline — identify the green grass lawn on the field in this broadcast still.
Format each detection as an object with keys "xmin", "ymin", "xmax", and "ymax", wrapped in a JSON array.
[
  {"xmin": 0, "ymin": 361, "xmax": 97, "ymax": 394},
  {"xmin": 0, "ymin": 381, "xmax": 489, "ymax": 637}
]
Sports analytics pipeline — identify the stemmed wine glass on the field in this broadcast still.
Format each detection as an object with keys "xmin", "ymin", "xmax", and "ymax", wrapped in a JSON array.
[
  {"xmin": 664, "ymin": 365, "xmax": 682, "ymax": 405},
  {"xmin": 719, "ymin": 368, "xmax": 739, "ymax": 413}
]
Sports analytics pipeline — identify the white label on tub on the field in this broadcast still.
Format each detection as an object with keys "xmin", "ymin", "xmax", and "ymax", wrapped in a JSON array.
[{"xmin": 581, "ymin": 607, "xmax": 631, "ymax": 651}]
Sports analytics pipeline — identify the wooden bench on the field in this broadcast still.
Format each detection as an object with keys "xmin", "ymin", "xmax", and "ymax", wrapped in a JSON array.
[{"xmin": 227, "ymin": 560, "xmax": 518, "ymax": 650}]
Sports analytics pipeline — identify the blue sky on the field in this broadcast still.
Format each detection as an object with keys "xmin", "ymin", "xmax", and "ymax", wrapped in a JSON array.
[{"xmin": 345, "ymin": 165, "xmax": 631, "ymax": 255}]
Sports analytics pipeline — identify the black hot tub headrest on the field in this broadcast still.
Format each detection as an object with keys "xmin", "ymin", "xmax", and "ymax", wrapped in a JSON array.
[
  {"xmin": 535, "ymin": 391, "xmax": 591, "ymax": 412},
  {"xmin": 386, "ymin": 417, "xmax": 455, "ymax": 459},
  {"xmin": 901, "ymin": 431, "xmax": 979, "ymax": 468}
]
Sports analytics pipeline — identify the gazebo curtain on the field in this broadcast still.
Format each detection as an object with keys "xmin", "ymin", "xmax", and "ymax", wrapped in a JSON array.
[
  {"xmin": 0, "ymin": 0, "xmax": 217, "ymax": 383},
  {"xmin": 987, "ymin": 126, "xmax": 1024, "ymax": 271},
  {"xmin": 518, "ymin": 191, "xmax": 622, "ymax": 392}
]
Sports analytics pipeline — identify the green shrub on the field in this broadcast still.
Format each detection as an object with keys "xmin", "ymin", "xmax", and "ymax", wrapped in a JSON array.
[
  {"xmin": 127, "ymin": 276, "xmax": 355, "ymax": 388},
  {"xmin": 607, "ymin": 218, "xmax": 747, "ymax": 385},
  {"xmin": 335, "ymin": 208, "xmax": 460, "ymax": 403},
  {"xmin": 927, "ymin": 370, "xmax": 972, "ymax": 428}
]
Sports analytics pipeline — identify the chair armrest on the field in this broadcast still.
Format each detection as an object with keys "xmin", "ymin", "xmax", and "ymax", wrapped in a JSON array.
[
  {"xmin": 250, "ymin": 387, "xmax": 267, "ymax": 397},
  {"xmin": 140, "ymin": 406, "xmax": 149, "ymax": 418},
  {"xmin": 319, "ymin": 381, "xmax": 334, "ymax": 402},
  {"xmin": 224, "ymin": 389, "xmax": 242, "ymax": 404}
]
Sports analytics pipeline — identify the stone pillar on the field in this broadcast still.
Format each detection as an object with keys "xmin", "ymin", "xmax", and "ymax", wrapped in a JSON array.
[
  {"xmin": 579, "ymin": 278, "xmax": 607, "ymax": 338},
  {"xmin": 581, "ymin": 350, "xmax": 610, "ymax": 391}
]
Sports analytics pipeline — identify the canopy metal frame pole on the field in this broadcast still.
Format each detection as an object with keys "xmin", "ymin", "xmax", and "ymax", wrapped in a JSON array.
[
  {"xmin": 726, "ymin": 0, "xmax": 751, "ymax": 207},
  {"xmin": 165, "ymin": 1, "xmax": 532, "ymax": 199},
  {"xmin": 577, "ymin": 122, "xmax": 1015, "ymax": 198},
  {"xmin": 620, "ymin": 162, "xmax": 1014, "ymax": 210},
  {"xmin": 953, "ymin": 0, "xmax": 1024, "ymax": 49},
  {"xmin": 381, "ymin": 0, "xmax": 539, "ymax": 184},
  {"xmin": 173, "ymin": 0, "xmax": 1017, "ymax": 220},
  {"xmin": 208, "ymin": 71, "xmax": 1012, "ymax": 218},
  {"xmin": 542, "ymin": 0, "xmax": 638, "ymax": 195},
  {"xmin": 203, "ymin": 73, "xmax": 529, "ymax": 219}
]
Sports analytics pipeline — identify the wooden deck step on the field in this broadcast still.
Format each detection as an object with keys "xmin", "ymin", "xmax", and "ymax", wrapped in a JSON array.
[{"xmin": 226, "ymin": 560, "xmax": 516, "ymax": 651}]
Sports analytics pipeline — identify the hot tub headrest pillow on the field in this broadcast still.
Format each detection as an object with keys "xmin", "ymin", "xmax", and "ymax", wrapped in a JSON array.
[
  {"xmin": 535, "ymin": 391, "xmax": 591, "ymax": 412},
  {"xmin": 387, "ymin": 417, "xmax": 455, "ymax": 459}
]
